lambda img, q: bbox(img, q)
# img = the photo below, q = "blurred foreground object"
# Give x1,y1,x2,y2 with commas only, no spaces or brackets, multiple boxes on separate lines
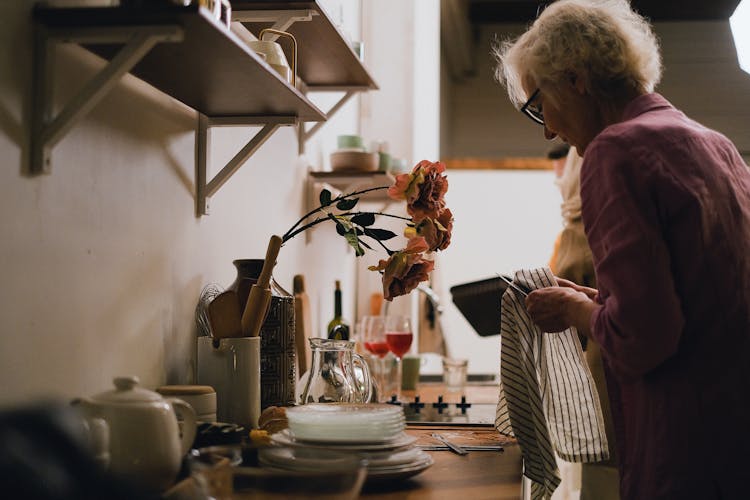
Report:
0,401,149,499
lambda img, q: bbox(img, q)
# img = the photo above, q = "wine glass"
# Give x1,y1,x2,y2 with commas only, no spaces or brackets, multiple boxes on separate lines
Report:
384,315,414,401
360,316,388,401
361,316,389,358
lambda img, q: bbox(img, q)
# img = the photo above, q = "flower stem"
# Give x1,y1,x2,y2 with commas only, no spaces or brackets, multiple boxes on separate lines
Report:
281,210,410,244
343,211,411,222
282,186,389,241
282,217,330,242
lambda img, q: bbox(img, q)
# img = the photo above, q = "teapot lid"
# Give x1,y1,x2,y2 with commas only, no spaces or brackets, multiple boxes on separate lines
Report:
92,376,163,404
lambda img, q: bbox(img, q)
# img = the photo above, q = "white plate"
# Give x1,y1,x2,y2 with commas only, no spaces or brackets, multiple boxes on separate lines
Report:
287,424,405,444
290,422,405,434
272,429,418,451
258,446,364,472
287,403,404,425
365,454,434,484
360,447,424,468
367,451,432,472
289,422,404,442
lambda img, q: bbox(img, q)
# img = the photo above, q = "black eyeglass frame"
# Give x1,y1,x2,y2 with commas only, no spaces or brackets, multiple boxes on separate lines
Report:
520,88,544,126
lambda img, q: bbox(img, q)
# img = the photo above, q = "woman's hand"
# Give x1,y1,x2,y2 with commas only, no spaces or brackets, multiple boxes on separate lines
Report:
525,286,597,336
555,277,599,300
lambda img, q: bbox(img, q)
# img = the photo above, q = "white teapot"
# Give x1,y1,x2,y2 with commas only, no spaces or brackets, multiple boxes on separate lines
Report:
75,376,197,492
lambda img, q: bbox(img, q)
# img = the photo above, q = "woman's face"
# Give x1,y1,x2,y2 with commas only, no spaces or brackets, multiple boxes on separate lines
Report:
522,77,601,154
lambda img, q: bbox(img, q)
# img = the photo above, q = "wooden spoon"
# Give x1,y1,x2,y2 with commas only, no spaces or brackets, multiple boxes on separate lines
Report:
208,290,243,344
241,235,283,337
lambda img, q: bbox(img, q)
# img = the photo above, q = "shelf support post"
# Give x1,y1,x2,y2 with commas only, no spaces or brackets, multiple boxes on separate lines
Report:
30,25,183,175
196,114,297,216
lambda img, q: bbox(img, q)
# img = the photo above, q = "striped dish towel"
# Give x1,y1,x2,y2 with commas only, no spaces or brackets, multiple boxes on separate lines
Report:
495,268,609,500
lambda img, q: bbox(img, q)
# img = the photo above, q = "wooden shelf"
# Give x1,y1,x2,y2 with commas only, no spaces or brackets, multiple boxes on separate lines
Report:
33,4,326,120
308,170,395,202
232,1,378,90
30,2,379,219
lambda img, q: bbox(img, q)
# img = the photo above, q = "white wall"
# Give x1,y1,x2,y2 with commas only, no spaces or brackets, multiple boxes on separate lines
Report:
354,0,442,325
435,171,561,373
0,0,365,406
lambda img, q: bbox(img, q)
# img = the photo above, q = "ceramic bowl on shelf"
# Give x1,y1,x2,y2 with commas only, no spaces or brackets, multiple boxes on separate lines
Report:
337,135,365,150
330,151,379,172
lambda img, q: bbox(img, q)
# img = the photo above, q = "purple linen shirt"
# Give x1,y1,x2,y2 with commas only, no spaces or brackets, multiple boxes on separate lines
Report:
581,93,750,500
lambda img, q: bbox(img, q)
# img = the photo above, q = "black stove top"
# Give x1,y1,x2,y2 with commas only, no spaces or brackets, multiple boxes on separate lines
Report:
389,395,497,426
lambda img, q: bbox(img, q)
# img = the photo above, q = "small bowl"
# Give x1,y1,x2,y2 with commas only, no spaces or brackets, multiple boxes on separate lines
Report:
337,135,365,150
330,151,379,172
190,445,367,499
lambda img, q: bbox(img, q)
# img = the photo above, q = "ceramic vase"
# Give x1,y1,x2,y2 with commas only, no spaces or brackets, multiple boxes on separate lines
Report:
228,259,296,409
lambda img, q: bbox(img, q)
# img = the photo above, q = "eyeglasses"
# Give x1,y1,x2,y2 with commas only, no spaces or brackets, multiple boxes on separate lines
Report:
520,88,544,126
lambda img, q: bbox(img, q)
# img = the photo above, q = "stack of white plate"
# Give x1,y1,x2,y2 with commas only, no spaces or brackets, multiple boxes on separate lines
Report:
287,403,405,443
272,403,433,483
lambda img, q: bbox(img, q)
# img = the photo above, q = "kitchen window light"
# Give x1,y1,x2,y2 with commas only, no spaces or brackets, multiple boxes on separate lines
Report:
731,0,750,75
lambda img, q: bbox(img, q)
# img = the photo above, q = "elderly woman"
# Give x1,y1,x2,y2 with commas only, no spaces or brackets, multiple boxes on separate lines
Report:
495,1,750,499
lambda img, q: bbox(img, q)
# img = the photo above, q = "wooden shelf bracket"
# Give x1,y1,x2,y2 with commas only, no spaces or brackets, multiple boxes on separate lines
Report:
232,9,317,37
30,24,184,175
196,114,298,216
297,88,357,154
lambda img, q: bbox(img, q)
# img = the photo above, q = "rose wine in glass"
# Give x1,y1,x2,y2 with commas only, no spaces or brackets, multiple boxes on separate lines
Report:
385,315,413,401
361,316,389,401
385,332,413,358
364,340,390,357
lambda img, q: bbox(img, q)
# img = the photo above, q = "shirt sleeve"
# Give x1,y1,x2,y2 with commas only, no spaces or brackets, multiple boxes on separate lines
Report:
581,137,685,382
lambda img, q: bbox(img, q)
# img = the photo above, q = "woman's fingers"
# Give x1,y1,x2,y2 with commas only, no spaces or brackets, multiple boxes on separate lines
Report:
525,288,572,332
554,276,598,299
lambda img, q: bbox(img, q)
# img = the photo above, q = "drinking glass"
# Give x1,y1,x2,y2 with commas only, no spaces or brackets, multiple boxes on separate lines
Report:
384,315,413,401
360,316,388,401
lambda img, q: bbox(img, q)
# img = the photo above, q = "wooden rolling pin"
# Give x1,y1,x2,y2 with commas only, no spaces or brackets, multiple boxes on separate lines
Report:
293,274,313,376
241,235,283,337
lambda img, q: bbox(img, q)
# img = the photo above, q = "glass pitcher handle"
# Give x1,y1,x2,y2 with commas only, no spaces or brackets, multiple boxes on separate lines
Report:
352,353,373,403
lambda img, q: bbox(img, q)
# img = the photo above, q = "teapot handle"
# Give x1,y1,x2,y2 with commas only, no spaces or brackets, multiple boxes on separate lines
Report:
352,353,373,403
168,398,197,455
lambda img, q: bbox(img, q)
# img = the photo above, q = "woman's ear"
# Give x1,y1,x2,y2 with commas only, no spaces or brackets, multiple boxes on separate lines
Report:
570,72,587,94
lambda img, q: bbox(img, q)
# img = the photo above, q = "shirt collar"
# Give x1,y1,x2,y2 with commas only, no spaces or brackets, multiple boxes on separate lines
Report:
621,93,673,121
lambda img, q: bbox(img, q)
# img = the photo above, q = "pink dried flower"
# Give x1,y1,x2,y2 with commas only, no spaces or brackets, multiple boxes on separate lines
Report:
369,237,434,301
284,160,451,300
406,208,454,252
389,160,448,222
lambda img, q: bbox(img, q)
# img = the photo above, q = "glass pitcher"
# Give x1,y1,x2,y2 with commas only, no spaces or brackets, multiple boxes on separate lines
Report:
299,338,372,404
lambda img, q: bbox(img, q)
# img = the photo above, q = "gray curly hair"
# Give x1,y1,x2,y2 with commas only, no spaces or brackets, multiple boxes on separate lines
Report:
494,0,662,108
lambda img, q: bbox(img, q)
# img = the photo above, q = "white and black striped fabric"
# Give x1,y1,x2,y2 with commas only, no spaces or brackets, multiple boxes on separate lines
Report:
495,268,609,500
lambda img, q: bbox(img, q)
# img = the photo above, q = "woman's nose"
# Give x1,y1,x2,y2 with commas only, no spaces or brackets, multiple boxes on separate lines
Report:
544,125,557,140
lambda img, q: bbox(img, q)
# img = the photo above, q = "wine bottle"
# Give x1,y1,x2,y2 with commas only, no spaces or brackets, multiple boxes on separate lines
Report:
327,280,350,340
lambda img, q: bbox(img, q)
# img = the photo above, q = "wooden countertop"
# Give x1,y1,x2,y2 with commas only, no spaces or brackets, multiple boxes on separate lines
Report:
362,425,522,499
361,383,522,499
165,384,522,499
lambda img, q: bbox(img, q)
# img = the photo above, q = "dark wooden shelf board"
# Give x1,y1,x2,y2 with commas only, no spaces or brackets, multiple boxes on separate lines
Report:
34,4,326,121
231,1,378,90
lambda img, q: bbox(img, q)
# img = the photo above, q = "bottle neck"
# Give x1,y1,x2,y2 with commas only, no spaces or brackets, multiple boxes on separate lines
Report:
334,288,342,317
